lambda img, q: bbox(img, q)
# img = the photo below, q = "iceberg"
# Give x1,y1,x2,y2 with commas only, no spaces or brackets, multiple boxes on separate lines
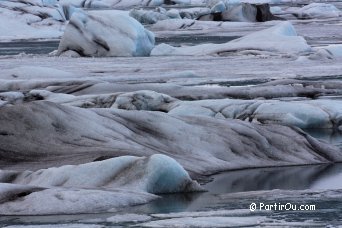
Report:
0,154,202,215
0,101,340,175
151,21,311,56
1,154,202,194
0,183,158,215
0,0,66,41
293,3,341,19
57,10,155,57
201,2,283,22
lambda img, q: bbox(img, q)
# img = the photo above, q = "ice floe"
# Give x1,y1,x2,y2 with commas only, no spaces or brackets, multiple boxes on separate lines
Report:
315,44,342,58
59,0,191,9
0,0,66,40
0,101,340,174
0,183,158,215
0,154,203,215
293,3,342,19
110,90,342,129
1,154,202,194
151,21,311,56
200,2,282,22
57,10,155,57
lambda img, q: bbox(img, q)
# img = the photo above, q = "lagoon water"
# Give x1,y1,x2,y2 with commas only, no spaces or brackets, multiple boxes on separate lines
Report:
1,163,342,226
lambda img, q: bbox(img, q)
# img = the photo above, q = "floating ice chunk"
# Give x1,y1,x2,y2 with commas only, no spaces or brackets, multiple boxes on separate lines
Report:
138,216,267,227
0,1,66,41
151,21,311,56
106,214,152,223
130,9,169,24
211,1,227,13
112,90,177,111
59,0,190,9
316,44,342,58
254,102,332,128
2,154,202,194
169,104,216,117
151,209,266,218
293,3,341,19
57,10,155,57
1,101,341,175
0,183,157,215
270,6,283,14
166,9,181,19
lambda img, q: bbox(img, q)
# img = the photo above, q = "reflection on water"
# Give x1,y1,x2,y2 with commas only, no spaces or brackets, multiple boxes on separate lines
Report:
123,163,342,215
1,163,342,226
204,164,342,194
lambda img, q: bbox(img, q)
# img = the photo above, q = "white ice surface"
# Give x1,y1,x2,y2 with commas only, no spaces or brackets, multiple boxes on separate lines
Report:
152,21,311,56
57,10,155,57
316,44,342,58
294,3,342,19
0,183,158,215
0,101,340,175
1,154,202,194
0,1,66,41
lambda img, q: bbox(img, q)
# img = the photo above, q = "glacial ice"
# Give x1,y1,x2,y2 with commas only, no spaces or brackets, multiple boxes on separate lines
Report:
0,101,340,174
1,154,202,194
293,3,341,19
151,21,311,56
0,183,158,215
57,10,155,57
316,44,342,58
111,91,342,129
59,0,190,9
0,0,66,40
202,2,282,22
0,154,203,215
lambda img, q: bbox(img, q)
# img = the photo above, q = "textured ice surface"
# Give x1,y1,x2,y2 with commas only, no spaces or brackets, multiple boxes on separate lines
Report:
59,0,190,8
0,154,203,215
152,21,311,56
107,90,342,129
0,101,340,174
0,154,202,194
293,3,341,19
0,183,158,215
0,0,66,41
57,10,155,57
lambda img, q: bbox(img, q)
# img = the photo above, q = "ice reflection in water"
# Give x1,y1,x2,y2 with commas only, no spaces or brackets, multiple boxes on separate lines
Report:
125,163,342,215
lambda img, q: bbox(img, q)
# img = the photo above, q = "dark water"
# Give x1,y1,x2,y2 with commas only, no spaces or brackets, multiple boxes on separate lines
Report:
0,41,59,55
2,163,341,226
127,163,342,214
0,36,240,56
